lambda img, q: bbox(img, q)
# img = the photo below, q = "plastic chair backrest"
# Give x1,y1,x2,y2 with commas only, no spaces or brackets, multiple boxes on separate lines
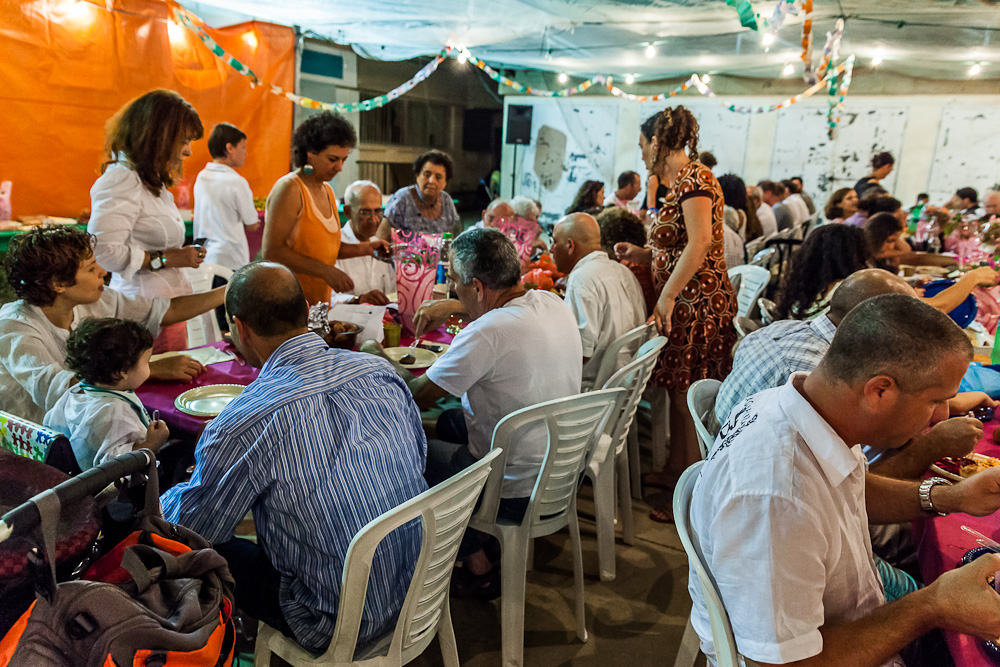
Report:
686,379,721,460
673,462,742,667
599,337,666,461
758,297,779,325
744,236,767,260
749,247,776,267
733,316,761,341
590,323,655,390
474,389,626,527
321,449,503,663
727,265,770,318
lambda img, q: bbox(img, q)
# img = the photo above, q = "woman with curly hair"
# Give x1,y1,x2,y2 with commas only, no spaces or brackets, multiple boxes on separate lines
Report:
824,187,859,223
774,224,870,320
88,89,209,351
379,150,461,238
566,180,605,215
264,111,388,305
615,106,738,521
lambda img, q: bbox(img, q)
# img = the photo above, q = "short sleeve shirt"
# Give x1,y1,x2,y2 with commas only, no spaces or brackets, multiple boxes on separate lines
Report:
383,185,459,235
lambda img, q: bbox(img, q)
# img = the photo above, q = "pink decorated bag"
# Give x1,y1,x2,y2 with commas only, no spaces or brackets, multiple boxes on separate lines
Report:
493,216,538,267
392,230,442,336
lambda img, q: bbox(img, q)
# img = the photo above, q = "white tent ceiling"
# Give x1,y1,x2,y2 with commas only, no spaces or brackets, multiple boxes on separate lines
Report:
187,0,1000,80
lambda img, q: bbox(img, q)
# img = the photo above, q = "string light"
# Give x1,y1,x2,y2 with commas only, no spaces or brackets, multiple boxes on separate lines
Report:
762,33,775,47
871,51,883,67
457,49,468,64
242,30,258,50
624,73,635,85
64,0,97,26
782,63,794,76
558,72,569,83
167,20,186,45
970,63,982,76
645,44,656,58
702,73,711,83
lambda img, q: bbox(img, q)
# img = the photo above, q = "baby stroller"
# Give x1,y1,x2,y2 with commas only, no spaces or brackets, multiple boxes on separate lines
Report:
0,450,236,667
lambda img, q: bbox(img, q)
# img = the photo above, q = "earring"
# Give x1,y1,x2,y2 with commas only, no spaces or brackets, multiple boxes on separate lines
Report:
302,164,314,175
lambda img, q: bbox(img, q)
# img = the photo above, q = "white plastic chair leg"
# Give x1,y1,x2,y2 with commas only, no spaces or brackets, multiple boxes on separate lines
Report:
439,595,460,667
616,451,635,546
592,458,617,582
672,615,700,667
628,423,641,500
253,622,275,667
526,537,534,572
650,387,670,473
499,526,530,667
568,494,588,643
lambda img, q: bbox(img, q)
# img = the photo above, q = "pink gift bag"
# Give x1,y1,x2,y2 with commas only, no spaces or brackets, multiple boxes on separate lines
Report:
392,230,442,337
493,216,538,267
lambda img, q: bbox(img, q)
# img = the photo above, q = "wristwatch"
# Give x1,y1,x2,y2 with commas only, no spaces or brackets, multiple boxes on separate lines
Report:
919,476,951,516
150,251,166,271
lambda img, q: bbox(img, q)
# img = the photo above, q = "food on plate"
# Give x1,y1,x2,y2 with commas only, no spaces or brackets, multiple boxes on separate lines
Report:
399,353,416,365
935,453,1000,478
330,320,358,334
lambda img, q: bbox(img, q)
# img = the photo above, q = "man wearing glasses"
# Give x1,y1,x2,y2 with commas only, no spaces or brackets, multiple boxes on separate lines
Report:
334,180,394,306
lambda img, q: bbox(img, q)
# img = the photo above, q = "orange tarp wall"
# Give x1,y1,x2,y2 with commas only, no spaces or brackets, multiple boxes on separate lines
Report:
0,0,295,218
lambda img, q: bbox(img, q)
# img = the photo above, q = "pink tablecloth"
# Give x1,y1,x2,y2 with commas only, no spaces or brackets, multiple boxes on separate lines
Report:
398,328,455,378
914,418,1000,666
135,341,258,437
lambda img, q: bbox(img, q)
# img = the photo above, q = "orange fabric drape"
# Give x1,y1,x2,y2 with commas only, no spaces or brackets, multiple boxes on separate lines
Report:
0,0,295,218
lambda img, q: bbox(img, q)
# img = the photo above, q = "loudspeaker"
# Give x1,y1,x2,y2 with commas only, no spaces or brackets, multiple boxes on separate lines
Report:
505,105,533,145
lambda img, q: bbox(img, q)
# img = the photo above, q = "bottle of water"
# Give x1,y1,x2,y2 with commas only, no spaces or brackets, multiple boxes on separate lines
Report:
926,220,942,253
436,232,453,284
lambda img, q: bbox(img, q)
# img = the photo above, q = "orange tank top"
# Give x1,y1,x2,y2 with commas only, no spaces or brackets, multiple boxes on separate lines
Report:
288,174,341,305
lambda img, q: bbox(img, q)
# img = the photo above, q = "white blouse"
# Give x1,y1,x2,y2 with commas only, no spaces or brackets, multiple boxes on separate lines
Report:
88,161,192,299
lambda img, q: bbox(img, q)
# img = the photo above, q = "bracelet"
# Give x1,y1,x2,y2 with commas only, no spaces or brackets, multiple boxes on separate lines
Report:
919,477,951,516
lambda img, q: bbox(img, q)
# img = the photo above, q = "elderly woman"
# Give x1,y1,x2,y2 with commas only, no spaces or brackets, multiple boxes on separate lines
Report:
263,112,386,306
88,89,208,351
566,180,605,216
378,150,460,238
824,187,859,223
615,107,738,522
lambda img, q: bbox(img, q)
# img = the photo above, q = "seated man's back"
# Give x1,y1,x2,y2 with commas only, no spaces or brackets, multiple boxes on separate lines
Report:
162,334,428,651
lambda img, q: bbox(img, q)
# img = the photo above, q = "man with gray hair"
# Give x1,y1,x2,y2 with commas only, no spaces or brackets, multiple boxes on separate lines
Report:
690,294,1000,667
332,180,393,305
365,228,581,594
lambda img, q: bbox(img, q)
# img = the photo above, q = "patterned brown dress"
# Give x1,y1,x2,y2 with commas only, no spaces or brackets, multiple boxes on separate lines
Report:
648,162,738,391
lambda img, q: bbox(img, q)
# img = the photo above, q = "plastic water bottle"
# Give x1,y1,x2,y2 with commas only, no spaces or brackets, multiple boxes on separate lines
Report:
926,220,942,253
436,232,453,284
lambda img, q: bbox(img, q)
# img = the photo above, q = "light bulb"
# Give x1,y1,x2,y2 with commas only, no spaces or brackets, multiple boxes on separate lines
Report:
645,44,656,58
558,72,569,84
782,63,794,76
242,30,258,50
457,50,468,64
624,73,635,85
702,73,711,83
762,33,775,47
65,0,96,25
970,63,982,76
167,20,186,46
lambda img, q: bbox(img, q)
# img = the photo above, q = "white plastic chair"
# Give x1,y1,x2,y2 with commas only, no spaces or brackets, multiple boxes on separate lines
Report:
589,322,655,391
672,461,745,667
584,336,666,581
733,316,761,341
758,297,779,325
182,263,233,347
468,388,626,667
253,449,503,667
727,265,770,319
686,379,721,460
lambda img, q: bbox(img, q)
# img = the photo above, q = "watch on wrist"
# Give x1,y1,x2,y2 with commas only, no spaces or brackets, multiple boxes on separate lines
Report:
150,251,165,271
919,476,951,517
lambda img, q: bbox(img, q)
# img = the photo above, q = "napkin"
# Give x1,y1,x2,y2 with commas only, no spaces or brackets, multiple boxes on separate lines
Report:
328,304,387,344
151,346,236,366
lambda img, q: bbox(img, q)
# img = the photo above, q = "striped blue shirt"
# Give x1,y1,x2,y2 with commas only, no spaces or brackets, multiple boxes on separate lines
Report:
161,333,428,651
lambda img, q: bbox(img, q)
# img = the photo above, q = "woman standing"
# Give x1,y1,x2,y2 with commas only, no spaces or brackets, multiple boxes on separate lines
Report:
378,150,460,238
264,112,384,306
854,151,895,199
616,107,737,521
89,89,208,352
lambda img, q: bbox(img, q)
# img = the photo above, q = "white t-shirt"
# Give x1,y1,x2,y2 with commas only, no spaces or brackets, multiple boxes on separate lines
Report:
690,373,899,666
756,203,778,237
44,385,149,470
426,290,583,497
0,290,169,423
88,161,192,299
332,222,396,299
193,163,258,271
786,193,811,225
564,251,646,387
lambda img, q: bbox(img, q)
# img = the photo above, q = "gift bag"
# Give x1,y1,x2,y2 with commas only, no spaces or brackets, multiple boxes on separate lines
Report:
494,216,538,267
392,230,442,337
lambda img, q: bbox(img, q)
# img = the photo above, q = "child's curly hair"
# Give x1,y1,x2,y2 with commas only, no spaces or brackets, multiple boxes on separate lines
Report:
66,318,154,386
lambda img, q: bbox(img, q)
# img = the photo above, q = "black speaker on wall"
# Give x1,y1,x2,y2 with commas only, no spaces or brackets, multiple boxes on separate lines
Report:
506,105,533,145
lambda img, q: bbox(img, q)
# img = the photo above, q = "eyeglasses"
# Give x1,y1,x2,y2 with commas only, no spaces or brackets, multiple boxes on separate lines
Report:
358,208,383,219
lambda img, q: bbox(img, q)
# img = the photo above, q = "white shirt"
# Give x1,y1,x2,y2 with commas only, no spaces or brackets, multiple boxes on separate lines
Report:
690,374,899,666
604,195,639,213
564,251,645,386
89,161,192,299
426,290,583,497
333,222,396,298
45,385,148,470
722,223,745,269
756,203,778,237
786,193,811,225
193,163,258,271
0,289,169,423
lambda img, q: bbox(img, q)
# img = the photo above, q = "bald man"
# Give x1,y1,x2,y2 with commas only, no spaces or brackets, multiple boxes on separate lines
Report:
333,180,394,305
551,213,646,387
162,262,427,652
714,268,995,477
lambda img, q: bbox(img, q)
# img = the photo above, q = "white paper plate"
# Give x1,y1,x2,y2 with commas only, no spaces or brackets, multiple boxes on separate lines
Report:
175,384,246,417
383,347,438,370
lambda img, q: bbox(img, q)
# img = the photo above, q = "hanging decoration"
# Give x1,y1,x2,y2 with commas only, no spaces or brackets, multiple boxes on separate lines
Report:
446,45,602,97
725,0,760,30
828,54,856,138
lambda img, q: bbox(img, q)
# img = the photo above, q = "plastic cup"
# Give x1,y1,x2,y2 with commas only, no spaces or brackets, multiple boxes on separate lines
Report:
383,322,402,348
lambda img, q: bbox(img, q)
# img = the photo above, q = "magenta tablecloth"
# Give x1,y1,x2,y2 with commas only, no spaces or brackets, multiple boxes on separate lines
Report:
914,418,1000,667
399,328,455,378
135,341,258,437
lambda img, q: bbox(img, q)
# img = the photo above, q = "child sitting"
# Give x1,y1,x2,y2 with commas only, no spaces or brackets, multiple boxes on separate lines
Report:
45,318,169,470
